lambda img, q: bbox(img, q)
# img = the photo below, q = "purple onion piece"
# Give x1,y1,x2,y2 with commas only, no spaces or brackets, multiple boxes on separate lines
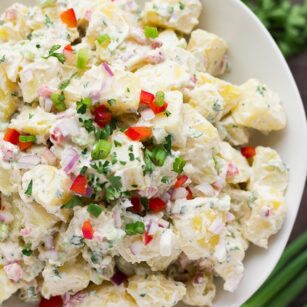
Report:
111,270,127,286
102,62,114,77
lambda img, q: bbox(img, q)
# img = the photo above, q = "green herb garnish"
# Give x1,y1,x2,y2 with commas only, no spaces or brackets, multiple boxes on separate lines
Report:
25,180,33,196
87,203,103,218
173,156,186,174
43,45,65,64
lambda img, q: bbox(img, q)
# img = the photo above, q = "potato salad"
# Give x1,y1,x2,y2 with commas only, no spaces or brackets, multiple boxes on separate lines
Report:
0,0,288,306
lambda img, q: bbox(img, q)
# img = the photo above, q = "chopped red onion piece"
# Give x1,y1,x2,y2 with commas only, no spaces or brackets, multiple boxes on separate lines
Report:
111,270,127,286
63,150,80,174
17,154,41,169
102,62,114,77
85,186,94,198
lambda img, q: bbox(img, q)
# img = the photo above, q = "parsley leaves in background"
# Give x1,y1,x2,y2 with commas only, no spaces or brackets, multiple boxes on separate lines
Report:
242,0,307,57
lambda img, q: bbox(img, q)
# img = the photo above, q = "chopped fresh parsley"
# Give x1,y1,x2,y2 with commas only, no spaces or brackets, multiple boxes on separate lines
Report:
63,196,83,209
164,135,172,155
161,176,168,183
143,149,155,175
22,244,32,257
80,166,88,175
107,99,116,106
81,118,95,133
77,97,92,114
256,85,267,96
59,72,78,90
0,55,6,64
164,110,172,117
25,180,33,196
179,2,185,10
91,160,110,175
129,152,135,161
44,14,53,27
105,176,122,202
43,45,65,64
114,140,122,147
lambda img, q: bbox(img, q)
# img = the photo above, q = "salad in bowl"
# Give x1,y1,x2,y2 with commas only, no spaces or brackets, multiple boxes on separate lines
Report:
0,0,289,306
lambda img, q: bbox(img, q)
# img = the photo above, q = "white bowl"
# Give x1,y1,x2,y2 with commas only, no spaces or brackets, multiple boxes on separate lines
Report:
2,0,307,306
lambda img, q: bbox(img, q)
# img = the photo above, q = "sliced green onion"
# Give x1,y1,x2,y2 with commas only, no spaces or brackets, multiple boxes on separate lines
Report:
151,146,168,167
144,26,159,39
173,157,186,174
77,48,89,69
63,195,83,209
134,221,145,234
87,203,103,218
125,223,135,236
268,269,307,307
242,250,307,307
25,180,33,196
51,92,66,111
91,140,112,160
97,34,111,46
19,135,36,143
155,91,165,107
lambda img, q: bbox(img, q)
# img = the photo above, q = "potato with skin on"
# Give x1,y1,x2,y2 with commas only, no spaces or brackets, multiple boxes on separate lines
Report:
127,274,186,307
10,106,56,136
142,0,202,34
41,259,91,298
232,79,286,132
188,30,228,76
22,165,72,221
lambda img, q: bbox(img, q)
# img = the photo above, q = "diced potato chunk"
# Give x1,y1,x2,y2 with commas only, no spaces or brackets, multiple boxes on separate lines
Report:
219,142,251,184
135,60,191,93
216,115,250,146
196,72,241,115
0,66,18,122
232,79,286,132
127,274,186,307
41,259,91,298
188,30,228,76
150,91,186,147
0,267,20,304
250,146,288,193
22,165,72,221
142,0,202,34
77,283,137,307
242,187,286,248
10,106,56,136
